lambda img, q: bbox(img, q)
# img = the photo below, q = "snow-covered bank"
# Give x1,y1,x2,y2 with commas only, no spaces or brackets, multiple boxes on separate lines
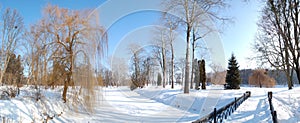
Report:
0,86,66,122
135,85,247,120
1,85,300,122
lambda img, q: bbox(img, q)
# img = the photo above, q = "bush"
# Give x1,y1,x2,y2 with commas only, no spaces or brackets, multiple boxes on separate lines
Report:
248,69,276,88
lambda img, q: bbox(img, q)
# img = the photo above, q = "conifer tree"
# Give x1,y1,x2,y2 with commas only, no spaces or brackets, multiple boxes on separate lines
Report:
5,54,23,85
225,54,241,89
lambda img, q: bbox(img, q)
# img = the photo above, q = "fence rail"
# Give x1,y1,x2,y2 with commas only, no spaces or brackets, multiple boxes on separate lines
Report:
193,91,251,123
268,91,278,123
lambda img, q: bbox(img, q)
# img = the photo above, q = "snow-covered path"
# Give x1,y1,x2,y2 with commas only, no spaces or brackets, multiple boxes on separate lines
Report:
225,87,300,123
55,87,198,123
225,92,272,123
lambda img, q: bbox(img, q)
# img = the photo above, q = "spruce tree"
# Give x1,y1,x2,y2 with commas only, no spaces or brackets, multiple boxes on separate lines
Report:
225,54,241,89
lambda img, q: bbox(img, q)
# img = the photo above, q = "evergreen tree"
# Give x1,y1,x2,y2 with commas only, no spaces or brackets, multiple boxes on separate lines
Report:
5,54,23,85
199,59,206,90
225,54,241,89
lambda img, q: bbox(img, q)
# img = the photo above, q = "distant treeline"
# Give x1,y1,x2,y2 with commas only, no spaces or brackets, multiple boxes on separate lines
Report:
239,69,298,85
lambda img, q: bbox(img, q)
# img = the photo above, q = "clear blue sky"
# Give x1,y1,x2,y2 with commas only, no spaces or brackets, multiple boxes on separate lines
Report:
1,0,262,69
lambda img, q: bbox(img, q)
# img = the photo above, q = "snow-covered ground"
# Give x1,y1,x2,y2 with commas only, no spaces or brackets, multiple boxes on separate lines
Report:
0,85,300,122
226,85,300,123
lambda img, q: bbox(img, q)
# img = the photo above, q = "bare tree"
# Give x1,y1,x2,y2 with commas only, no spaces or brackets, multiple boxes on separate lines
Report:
110,57,129,86
209,63,226,85
163,0,228,93
164,15,179,89
154,14,179,89
0,8,23,85
254,0,300,89
151,26,168,88
128,44,154,89
190,22,212,89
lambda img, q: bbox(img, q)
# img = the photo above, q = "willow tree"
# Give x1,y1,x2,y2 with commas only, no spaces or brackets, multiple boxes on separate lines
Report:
40,4,107,103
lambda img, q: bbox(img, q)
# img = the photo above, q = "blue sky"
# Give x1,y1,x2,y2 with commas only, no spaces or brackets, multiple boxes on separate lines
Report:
1,0,262,69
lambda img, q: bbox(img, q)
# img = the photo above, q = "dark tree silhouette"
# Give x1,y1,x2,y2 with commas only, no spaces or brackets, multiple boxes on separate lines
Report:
225,54,241,89
199,59,206,90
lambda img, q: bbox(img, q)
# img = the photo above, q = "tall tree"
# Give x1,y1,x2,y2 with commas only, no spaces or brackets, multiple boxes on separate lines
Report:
40,4,107,102
225,54,241,89
129,44,147,90
254,0,300,89
0,8,23,85
190,21,212,89
163,0,228,93
163,14,178,89
152,27,168,88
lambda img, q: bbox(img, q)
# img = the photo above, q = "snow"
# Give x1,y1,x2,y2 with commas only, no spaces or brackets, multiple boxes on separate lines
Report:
0,85,300,122
225,86,300,123
0,86,65,122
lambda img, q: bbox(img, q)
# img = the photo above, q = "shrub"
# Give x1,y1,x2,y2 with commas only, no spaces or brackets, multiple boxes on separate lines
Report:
248,69,276,88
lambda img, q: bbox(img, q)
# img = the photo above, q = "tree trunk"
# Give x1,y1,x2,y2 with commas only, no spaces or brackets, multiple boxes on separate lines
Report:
62,49,73,103
191,29,196,89
285,48,292,90
190,46,194,89
62,81,68,103
184,25,191,93
195,60,200,90
296,68,300,84
162,45,167,88
200,60,206,90
171,43,174,89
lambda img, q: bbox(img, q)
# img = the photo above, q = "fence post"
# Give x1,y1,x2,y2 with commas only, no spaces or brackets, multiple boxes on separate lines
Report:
214,108,217,123
273,111,278,123
268,92,272,100
246,91,251,97
234,97,237,110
